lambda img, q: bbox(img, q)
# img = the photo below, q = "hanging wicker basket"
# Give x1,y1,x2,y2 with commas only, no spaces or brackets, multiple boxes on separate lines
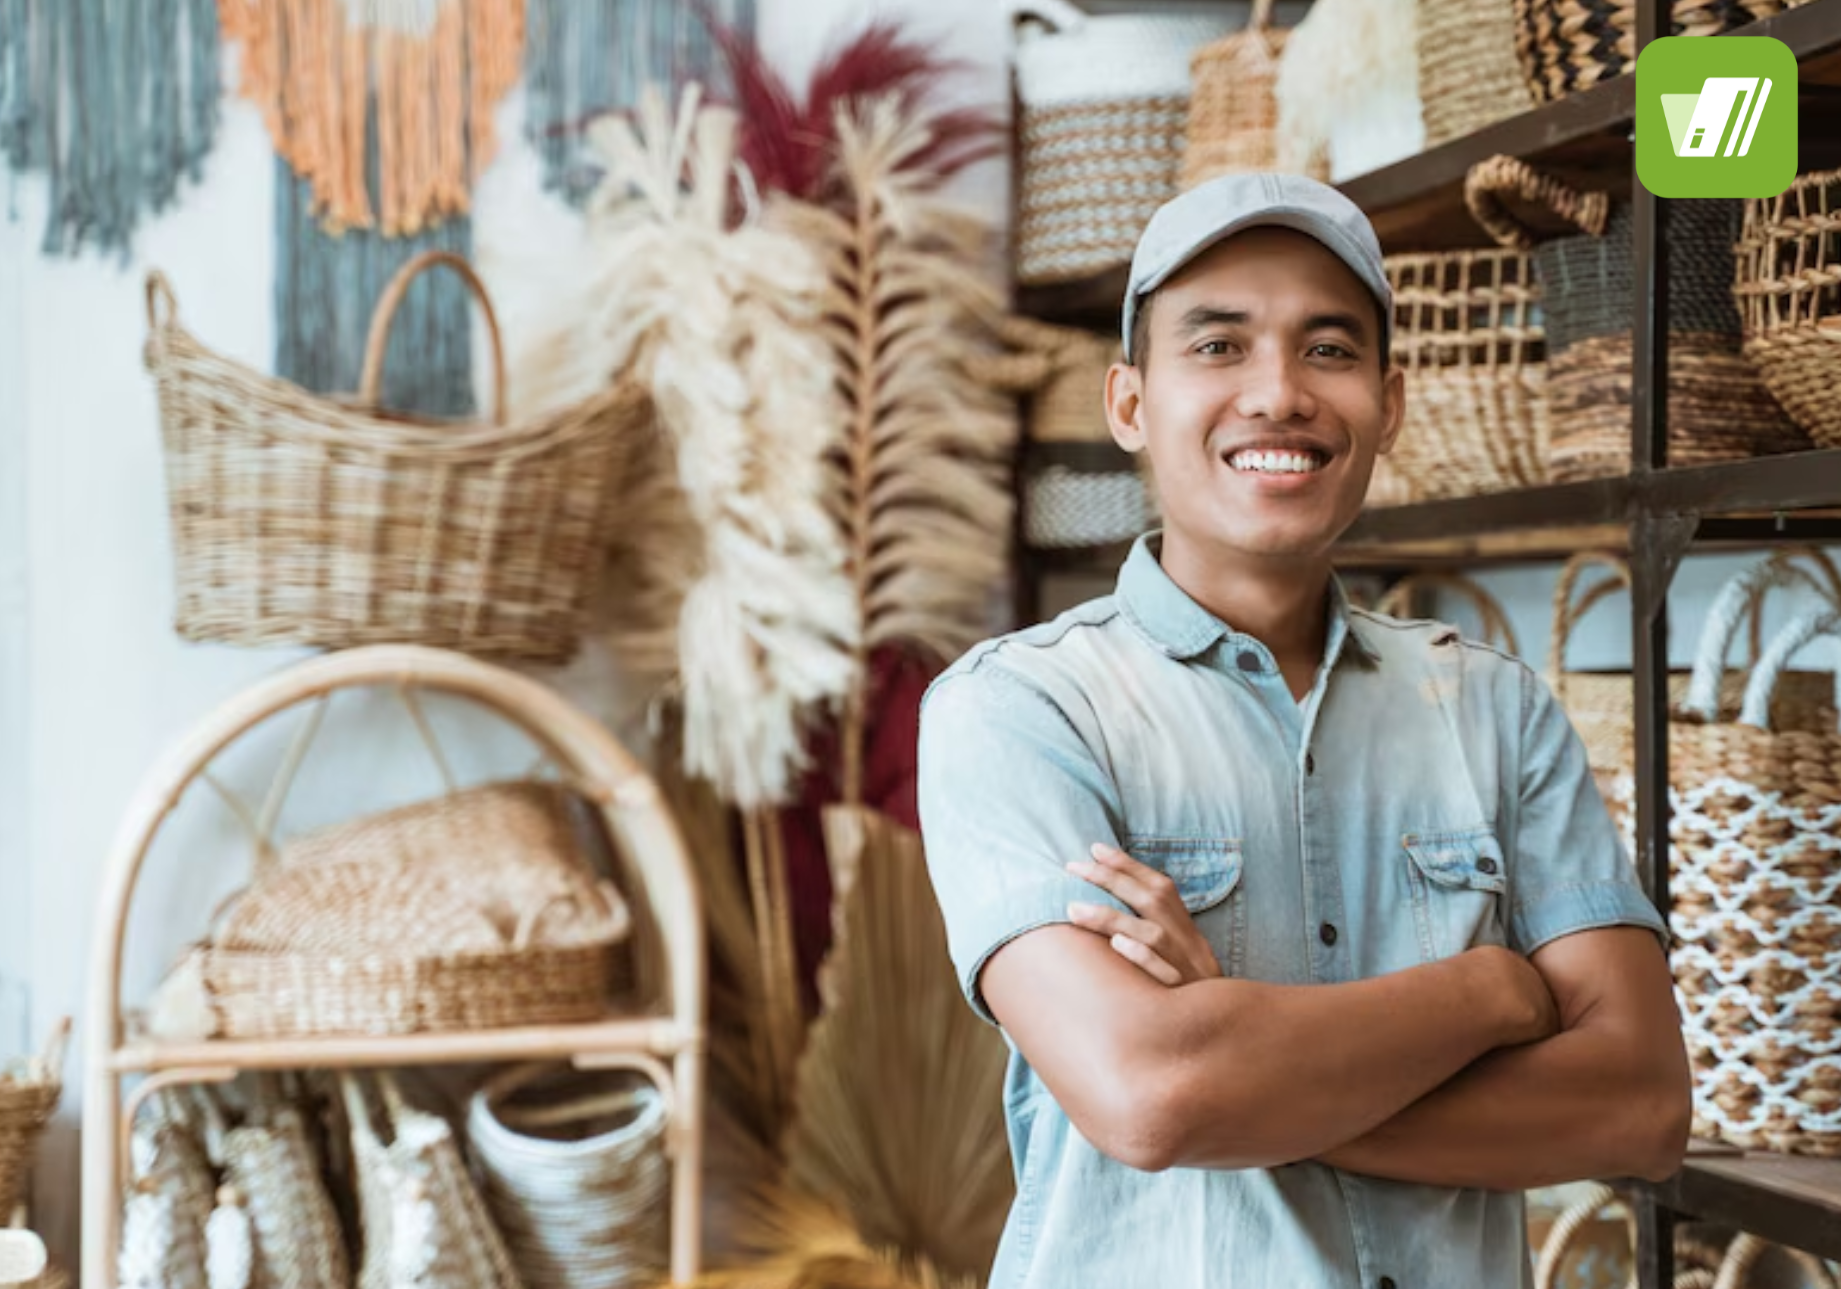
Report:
1418,0,1536,146
1735,168,1841,448
1385,245,1550,499
1511,0,1794,104
1181,0,1299,188
1466,156,1803,482
1012,0,1232,285
144,251,648,663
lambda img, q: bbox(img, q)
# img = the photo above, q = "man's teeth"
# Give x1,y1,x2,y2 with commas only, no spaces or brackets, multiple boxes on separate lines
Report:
1229,450,1324,474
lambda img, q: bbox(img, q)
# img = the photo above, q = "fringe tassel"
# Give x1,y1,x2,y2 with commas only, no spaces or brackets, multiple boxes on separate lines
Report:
222,0,524,236
0,0,220,257
522,0,752,205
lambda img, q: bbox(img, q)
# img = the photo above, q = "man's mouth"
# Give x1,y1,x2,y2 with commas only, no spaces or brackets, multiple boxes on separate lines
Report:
1225,448,1329,476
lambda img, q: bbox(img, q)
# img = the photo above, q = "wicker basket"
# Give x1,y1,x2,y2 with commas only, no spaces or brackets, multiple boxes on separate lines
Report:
144,252,647,664
1735,168,1841,447
1013,0,1233,285
467,1063,672,1289
1364,453,1416,508
1512,0,1792,104
1466,156,1804,482
1182,0,1297,188
1386,246,1550,499
971,317,1115,443
1418,0,1537,146
0,1021,67,1225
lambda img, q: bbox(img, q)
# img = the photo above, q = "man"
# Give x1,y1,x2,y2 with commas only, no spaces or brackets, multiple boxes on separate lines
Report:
916,174,1690,1288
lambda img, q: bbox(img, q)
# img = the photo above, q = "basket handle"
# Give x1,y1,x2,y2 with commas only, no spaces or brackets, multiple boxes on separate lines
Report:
144,271,179,332
1463,155,1612,251
1712,1232,1840,1289
1011,0,1087,36
1249,0,1275,30
1683,553,1839,721
511,880,632,950
1738,605,1841,730
1532,1182,1633,1289
356,251,508,425
1375,573,1520,654
1545,552,1632,700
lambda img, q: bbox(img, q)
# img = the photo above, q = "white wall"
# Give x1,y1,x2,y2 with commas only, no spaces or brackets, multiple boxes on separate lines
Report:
0,0,1010,1264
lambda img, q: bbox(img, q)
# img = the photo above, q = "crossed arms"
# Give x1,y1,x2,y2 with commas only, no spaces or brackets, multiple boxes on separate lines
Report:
981,845,1692,1189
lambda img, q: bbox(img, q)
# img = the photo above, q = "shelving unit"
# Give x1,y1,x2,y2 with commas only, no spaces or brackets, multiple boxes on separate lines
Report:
1010,0,1841,1281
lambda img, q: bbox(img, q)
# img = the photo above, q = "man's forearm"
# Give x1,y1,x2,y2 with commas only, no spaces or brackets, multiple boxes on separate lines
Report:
1142,947,1546,1171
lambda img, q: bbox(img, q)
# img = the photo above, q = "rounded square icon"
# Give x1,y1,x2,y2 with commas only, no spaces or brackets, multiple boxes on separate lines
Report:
1636,36,1798,198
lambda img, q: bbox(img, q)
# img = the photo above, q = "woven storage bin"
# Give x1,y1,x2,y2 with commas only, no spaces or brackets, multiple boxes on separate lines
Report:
467,1063,671,1289
1386,246,1550,499
1022,461,1156,550
1418,0,1537,146
1736,168,1841,447
1467,156,1803,482
1182,0,1296,188
144,252,647,663
0,1022,66,1225
972,316,1115,443
1014,0,1234,284
1365,453,1416,508
1512,0,1792,104
195,780,632,1040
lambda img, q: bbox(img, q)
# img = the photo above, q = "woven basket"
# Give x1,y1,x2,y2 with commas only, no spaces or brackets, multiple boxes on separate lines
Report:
144,252,647,663
1013,0,1233,285
1386,246,1550,499
218,1081,349,1289
1636,561,1841,1156
1182,0,1299,188
1418,0,1537,146
1022,462,1155,550
1375,572,1520,652
1365,453,1416,508
1735,168,1841,447
971,316,1115,443
1466,157,1803,482
196,781,633,1040
1512,0,1791,104
0,1022,67,1224
467,1063,672,1289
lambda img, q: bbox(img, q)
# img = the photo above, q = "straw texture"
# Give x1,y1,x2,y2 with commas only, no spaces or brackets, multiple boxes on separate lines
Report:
1418,0,1536,146
1512,0,1791,103
0,1021,65,1224
1181,0,1294,188
1735,169,1841,447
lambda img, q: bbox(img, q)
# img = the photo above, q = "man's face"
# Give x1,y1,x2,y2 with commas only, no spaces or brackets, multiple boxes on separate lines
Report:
1106,227,1405,565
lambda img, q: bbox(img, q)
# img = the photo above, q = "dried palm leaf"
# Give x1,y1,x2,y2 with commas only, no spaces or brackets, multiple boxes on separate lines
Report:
786,806,1012,1281
523,83,860,809
676,1187,980,1289
769,98,1016,804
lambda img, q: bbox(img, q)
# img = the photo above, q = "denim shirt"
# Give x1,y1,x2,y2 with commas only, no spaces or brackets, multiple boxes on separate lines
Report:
916,534,1666,1289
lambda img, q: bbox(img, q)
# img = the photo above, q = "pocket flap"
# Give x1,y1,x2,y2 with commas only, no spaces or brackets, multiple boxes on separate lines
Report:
1126,838,1244,913
1403,827,1506,895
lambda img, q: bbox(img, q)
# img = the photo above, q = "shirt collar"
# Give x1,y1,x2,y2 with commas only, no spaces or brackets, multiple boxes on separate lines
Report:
1114,531,1379,668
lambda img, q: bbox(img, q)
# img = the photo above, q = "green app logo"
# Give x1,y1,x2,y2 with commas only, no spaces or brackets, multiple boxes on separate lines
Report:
1636,36,1797,197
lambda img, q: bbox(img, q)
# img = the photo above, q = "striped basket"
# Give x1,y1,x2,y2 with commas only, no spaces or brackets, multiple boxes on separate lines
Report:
1013,0,1233,285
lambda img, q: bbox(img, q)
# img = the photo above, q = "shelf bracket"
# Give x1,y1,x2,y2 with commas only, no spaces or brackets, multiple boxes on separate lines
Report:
1631,513,1699,625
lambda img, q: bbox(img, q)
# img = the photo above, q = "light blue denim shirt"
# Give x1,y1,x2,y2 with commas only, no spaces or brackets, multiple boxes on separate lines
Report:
917,533,1666,1289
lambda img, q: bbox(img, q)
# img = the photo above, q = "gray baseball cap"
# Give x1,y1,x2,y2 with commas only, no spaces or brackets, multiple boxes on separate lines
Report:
1121,172,1391,363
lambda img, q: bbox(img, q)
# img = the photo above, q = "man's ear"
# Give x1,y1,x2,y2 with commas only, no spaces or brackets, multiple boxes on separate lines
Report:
1376,364,1406,456
1106,361,1146,453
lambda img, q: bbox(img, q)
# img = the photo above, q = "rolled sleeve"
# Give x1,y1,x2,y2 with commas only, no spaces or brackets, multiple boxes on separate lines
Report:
917,660,1130,1025
1510,666,1669,955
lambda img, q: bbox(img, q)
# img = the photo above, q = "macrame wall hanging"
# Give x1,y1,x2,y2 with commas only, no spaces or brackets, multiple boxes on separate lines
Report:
522,0,754,206
0,0,221,258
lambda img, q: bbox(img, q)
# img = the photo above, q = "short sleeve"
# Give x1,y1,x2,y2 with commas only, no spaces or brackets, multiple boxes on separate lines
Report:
1510,666,1669,955
917,661,1132,1025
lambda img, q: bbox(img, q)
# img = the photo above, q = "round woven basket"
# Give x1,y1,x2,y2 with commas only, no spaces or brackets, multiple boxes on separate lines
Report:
1512,0,1792,104
1735,169,1841,447
468,1063,672,1289
144,252,647,664
1466,156,1803,482
1013,0,1233,285
1386,246,1550,499
1418,0,1537,146
1182,0,1298,188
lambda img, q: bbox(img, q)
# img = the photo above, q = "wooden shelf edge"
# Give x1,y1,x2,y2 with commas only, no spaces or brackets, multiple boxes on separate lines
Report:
1634,1150,1841,1263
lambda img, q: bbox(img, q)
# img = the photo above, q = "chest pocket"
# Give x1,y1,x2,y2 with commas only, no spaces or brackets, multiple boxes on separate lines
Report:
1125,837,1247,978
1403,825,1508,961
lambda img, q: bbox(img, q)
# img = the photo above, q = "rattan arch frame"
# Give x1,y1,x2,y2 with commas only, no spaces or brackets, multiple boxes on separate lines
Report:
81,645,707,1287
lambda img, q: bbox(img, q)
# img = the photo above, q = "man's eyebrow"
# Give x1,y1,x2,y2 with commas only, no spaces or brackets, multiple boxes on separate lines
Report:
1306,311,1370,342
1173,306,1250,335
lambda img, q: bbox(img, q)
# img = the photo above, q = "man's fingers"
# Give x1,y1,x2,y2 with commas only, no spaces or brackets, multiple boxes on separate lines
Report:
1107,932,1183,986
1067,851,1171,914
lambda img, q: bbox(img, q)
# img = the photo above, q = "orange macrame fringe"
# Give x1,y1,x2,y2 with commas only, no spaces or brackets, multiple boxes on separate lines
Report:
219,0,525,236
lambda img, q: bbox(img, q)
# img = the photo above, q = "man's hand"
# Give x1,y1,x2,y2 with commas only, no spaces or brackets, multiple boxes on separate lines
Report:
1066,842,1223,986
1475,943,1563,1047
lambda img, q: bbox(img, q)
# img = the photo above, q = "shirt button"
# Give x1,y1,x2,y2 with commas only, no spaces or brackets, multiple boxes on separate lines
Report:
1379,1279,1398,1289
1305,752,1315,775
1236,649,1262,672
1477,857,1499,875
1320,922,1338,946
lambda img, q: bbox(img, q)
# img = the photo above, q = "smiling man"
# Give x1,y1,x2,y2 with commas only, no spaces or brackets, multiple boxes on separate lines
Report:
916,174,1690,1288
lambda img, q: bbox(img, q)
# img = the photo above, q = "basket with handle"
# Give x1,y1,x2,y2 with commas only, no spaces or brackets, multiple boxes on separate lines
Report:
1511,0,1796,104
1734,168,1841,447
467,1061,674,1289
1385,242,1550,499
1012,0,1234,285
0,1021,68,1226
1465,156,1803,482
1374,572,1521,653
1181,0,1299,188
144,251,648,663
